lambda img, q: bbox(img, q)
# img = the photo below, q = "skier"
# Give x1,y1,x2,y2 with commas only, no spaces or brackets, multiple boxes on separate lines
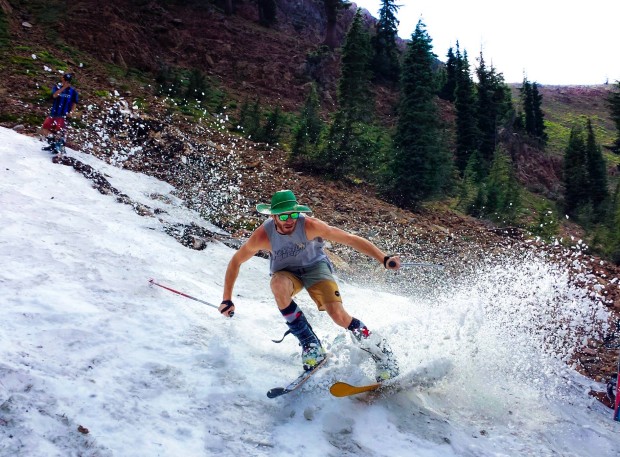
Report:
40,73,79,155
219,189,401,382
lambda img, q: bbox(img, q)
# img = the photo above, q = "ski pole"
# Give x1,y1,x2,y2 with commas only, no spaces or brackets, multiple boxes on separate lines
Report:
615,351,620,421
603,320,620,420
387,259,445,269
148,278,233,317
400,262,445,269
611,320,620,421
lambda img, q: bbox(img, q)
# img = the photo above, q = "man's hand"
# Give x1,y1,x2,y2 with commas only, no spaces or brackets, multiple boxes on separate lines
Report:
219,300,235,318
384,255,401,270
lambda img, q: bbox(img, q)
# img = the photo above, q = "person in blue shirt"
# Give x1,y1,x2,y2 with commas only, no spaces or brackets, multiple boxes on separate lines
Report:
40,73,79,154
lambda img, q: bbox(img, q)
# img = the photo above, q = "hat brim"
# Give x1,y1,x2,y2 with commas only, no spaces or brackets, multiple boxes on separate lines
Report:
256,203,312,215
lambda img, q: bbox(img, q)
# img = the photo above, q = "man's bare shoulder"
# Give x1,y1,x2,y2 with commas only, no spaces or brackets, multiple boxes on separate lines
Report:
304,216,332,238
304,215,328,226
245,223,271,251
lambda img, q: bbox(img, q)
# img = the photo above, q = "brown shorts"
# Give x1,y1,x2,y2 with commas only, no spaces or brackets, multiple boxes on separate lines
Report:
272,261,342,311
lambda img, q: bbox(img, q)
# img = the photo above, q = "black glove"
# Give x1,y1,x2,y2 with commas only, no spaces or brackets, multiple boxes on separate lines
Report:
220,299,235,317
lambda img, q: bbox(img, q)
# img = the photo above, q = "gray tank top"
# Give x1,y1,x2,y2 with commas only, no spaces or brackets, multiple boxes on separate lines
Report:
264,215,329,273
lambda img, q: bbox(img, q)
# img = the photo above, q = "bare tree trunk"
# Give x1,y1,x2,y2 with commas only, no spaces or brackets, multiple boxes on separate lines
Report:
0,0,13,15
323,0,339,49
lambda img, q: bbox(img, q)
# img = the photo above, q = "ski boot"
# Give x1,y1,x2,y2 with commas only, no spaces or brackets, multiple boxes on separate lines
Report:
52,137,66,155
301,342,327,371
286,310,326,372
41,135,56,151
350,321,399,382
607,374,617,404
42,134,65,155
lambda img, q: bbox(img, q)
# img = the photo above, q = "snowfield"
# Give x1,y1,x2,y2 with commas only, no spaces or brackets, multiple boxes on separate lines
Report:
0,127,618,456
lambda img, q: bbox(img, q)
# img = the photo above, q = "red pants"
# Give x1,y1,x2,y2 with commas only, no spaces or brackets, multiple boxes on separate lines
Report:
42,117,66,132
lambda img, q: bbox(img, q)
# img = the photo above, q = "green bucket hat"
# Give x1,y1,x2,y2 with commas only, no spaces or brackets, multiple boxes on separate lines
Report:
256,190,312,215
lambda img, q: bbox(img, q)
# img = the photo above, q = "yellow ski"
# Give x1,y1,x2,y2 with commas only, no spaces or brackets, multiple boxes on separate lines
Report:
329,381,381,397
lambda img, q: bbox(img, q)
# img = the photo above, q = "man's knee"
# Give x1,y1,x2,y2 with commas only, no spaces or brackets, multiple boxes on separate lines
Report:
270,273,294,295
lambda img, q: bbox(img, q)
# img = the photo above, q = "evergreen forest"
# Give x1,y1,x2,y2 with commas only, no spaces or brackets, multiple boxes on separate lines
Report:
1,0,620,263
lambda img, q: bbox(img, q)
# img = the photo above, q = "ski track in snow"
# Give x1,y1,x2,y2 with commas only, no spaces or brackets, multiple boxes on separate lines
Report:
0,127,619,457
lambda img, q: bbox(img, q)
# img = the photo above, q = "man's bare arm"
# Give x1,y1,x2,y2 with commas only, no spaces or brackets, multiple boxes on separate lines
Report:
305,217,400,269
221,225,271,305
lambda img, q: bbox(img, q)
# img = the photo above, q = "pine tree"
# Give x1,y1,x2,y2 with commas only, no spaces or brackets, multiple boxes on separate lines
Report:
563,126,589,216
519,78,547,144
585,118,609,210
475,52,495,174
454,45,479,174
291,84,324,162
371,0,401,84
607,81,620,154
531,82,547,143
386,20,451,207
520,79,535,134
155,64,173,96
457,149,484,214
320,110,353,178
318,8,372,178
237,97,250,132
475,52,512,175
610,182,620,263
530,204,559,240
261,106,283,145
242,98,262,140
338,8,373,123
438,47,457,102
485,149,520,224
185,68,207,101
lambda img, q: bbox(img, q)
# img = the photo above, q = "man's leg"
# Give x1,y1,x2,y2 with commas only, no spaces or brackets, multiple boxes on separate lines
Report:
322,300,399,382
40,117,55,148
51,120,67,154
301,262,399,381
322,301,352,327
348,317,400,382
40,119,65,152
270,272,297,310
271,272,325,371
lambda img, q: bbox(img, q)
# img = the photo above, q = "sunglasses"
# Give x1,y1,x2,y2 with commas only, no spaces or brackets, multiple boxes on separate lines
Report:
277,212,300,221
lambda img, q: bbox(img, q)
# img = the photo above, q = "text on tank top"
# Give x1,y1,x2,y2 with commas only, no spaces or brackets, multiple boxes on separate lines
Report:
264,215,329,273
